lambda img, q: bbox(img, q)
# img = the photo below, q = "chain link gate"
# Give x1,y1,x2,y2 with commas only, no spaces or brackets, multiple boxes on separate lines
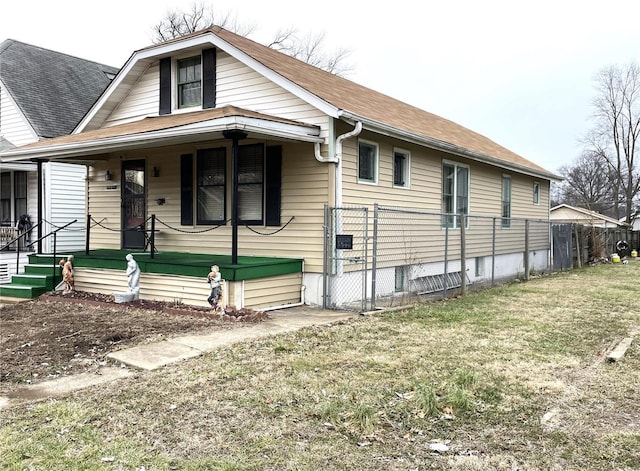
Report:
323,205,371,312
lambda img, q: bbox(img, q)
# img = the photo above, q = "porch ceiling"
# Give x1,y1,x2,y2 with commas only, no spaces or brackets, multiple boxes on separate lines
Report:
0,106,323,162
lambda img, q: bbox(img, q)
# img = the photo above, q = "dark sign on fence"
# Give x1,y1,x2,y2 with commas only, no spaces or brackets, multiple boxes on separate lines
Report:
336,234,353,250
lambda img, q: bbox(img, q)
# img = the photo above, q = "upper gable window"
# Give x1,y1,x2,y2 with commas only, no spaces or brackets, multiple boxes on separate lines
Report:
177,56,202,109
358,140,378,184
533,181,540,205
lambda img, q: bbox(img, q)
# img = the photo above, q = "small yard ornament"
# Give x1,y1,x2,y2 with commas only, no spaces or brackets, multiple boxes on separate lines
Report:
207,265,222,310
60,255,75,294
126,254,140,295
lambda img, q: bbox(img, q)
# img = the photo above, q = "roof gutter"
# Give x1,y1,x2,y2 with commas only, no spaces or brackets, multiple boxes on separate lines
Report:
338,111,562,182
0,116,322,162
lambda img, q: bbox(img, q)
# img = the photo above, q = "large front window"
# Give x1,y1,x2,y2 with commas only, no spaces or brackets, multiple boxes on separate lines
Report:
197,147,226,224
442,162,469,228
238,144,264,224
181,145,282,227
177,56,202,108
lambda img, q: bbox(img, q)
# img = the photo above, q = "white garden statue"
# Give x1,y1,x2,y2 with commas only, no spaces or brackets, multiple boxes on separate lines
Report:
126,254,140,294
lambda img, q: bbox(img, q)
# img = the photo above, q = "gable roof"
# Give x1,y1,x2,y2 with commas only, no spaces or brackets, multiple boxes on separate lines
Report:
0,39,119,139
550,204,628,227
3,28,557,181
126,26,557,180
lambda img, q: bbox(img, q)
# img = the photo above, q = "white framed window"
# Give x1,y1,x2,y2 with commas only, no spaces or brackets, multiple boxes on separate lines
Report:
0,171,27,225
393,148,410,188
177,55,202,109
196,147,226,224
238,144,265,224
502,174,512,228
441,161,469,228
358,140,378,184
533,181,540,205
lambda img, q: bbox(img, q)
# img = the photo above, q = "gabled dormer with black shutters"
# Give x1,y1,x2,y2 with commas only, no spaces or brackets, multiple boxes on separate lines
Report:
159,47,217,115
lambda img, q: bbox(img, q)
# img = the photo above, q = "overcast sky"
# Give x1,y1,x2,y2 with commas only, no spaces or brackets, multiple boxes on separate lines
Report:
3,0,640,174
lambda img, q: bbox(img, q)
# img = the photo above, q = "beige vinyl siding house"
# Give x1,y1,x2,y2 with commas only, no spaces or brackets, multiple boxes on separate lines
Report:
1,27,559,310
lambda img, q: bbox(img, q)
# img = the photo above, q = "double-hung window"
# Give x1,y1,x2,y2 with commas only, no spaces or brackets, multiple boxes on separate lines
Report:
502,175,512,228
533,181,540,205
181,145,282,227
0,171,27,224
177,56,202,108
358,140,378,184
441,162,469,228
238,144,264,224
393,148,410,188
196,148,226,224
0,173,10,224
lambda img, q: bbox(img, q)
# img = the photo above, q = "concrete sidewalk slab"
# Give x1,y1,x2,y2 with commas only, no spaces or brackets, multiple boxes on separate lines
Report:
107,341,204,370
107,308,354,371
1,367,133,409
1,307,355,409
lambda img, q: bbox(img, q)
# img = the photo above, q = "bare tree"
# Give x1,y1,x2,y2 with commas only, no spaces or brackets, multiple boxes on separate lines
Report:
586,62,640,223
151,2,255,42
151,2,354,76
556,151,617,213
267,28,354,76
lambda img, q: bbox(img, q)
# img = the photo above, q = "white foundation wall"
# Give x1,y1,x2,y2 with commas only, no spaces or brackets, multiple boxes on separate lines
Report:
323,250,552,307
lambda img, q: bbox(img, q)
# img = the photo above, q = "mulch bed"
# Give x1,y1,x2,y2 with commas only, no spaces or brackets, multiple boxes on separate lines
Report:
0,290,268,392
40,290,268,322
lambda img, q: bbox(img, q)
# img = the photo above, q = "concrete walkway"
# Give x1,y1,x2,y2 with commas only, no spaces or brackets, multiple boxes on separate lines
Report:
0,307,355,409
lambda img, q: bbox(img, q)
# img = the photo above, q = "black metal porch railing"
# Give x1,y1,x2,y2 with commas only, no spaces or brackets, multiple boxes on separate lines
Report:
1,219,77,282
86,214,159,258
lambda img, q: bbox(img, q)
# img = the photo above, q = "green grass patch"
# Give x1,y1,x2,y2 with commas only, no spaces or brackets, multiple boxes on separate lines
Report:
2,262,640,469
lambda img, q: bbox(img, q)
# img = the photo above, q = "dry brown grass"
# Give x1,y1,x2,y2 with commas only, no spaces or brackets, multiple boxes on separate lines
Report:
1,262,639,470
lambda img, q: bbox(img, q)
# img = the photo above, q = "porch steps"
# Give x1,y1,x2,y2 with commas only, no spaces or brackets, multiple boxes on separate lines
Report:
0,284,48,299
0,258,61,300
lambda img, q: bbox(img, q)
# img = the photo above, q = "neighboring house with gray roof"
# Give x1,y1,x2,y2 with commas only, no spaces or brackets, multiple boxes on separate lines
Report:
0,39,118,280
1,27,559,309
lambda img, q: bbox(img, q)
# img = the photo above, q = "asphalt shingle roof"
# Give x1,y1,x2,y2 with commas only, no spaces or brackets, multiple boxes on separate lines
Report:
140,26,555,177
0,39,119,138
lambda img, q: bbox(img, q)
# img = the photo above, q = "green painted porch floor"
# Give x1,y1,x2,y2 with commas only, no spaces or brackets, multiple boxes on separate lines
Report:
40,249,303,282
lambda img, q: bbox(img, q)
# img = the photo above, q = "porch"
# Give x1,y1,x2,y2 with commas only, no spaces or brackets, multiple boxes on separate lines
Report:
0,249,305,310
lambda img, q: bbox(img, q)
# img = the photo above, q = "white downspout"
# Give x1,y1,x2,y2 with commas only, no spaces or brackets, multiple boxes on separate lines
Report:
314,120,363,207
261,285,306,312
314,121,362,309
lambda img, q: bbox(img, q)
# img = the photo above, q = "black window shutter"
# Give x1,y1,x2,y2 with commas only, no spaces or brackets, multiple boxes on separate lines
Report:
265,146,282,226
180,154,193,225
202,48,216,109
159,57,171,115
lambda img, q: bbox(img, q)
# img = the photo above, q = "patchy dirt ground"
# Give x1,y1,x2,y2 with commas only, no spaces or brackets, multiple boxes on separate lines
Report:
0,291,264,393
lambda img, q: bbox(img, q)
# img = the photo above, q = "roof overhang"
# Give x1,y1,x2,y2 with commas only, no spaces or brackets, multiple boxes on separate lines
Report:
0,114,322,162
0,162,38,171
339,111,562,182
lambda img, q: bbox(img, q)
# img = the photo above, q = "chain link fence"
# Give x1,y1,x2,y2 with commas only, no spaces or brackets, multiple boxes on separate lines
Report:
323,205,556,312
